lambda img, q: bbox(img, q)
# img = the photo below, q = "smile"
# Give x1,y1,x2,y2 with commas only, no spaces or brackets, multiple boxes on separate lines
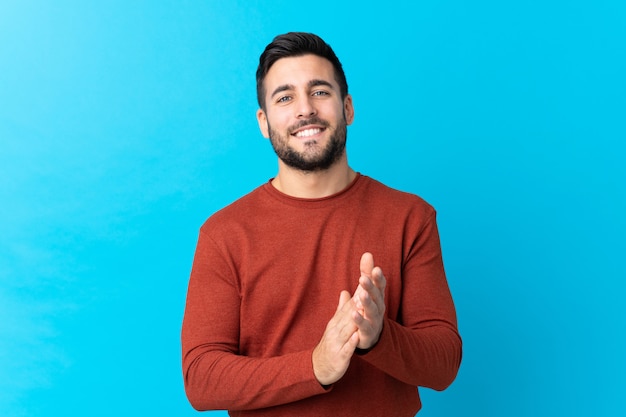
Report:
293,128,323,138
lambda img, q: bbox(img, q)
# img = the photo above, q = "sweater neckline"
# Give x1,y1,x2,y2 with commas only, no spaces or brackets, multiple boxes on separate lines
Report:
262,173,364,207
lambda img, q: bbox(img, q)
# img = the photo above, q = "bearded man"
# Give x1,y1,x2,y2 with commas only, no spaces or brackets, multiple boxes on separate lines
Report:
182,32,462,417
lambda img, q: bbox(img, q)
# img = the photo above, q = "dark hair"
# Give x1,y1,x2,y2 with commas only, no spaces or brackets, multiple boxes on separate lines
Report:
256,32,348,110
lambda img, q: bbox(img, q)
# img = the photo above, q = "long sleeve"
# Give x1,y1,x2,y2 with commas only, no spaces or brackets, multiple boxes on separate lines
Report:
359,213,462,390
181,230,328,411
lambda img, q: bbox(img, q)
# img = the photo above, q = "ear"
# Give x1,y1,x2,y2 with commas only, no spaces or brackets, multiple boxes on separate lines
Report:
343,94,354,125
256,108,270,138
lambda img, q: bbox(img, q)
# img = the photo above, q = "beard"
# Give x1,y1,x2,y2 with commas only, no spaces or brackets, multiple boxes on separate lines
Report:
268,116,348,172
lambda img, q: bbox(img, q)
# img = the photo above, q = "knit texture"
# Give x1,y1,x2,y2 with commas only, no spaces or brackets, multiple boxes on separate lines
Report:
182,174,462,416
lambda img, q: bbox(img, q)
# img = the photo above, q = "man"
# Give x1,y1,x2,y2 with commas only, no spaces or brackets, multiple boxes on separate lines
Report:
182,32,462,416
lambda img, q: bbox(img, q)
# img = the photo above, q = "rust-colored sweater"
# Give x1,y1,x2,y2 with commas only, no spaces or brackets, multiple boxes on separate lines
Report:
182,174,462,416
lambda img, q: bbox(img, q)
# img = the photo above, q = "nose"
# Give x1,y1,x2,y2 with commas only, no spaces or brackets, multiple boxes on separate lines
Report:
296,96,317,119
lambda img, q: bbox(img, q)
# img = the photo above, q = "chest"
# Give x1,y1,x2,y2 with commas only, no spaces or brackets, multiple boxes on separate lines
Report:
233,211,406,356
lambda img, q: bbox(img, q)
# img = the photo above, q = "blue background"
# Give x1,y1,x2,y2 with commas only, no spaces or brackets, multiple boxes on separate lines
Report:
1,1,624,416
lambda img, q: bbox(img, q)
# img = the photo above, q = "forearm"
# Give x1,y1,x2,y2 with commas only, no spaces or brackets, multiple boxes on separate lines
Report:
183,346,328,411
182,230,330,410
358,318,462,390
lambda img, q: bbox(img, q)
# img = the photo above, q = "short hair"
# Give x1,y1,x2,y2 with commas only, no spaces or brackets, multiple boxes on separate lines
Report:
256,32,348,110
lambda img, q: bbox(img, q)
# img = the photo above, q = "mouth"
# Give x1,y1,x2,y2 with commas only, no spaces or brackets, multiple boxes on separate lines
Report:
292,127,325,138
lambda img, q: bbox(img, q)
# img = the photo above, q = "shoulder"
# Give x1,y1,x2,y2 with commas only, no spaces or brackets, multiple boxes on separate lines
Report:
359,175,436,218
199,183,269,234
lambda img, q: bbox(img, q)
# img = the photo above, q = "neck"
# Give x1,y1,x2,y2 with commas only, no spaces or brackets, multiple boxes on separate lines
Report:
271,157,356,199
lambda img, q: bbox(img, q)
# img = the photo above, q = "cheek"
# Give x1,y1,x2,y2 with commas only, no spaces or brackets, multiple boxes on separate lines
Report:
323,104,347,122
267,112,292,132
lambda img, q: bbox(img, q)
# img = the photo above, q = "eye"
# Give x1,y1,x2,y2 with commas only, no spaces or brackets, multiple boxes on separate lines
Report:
312,90,330,97
276,95,292,103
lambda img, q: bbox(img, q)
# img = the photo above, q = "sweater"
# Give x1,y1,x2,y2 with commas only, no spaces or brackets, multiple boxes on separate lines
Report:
182,174,462,416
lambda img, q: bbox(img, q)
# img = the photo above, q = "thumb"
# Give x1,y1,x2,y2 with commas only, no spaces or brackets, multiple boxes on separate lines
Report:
337,290,352,310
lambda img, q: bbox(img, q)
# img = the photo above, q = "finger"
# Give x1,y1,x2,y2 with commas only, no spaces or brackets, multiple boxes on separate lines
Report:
343,331,359,353
363,266,386,313
352,285,368,318
371,266,387,291
330,291,359,339
337,290,352,311
360,267,385,293
358,276,384,312
360,252,374,278
357,287,381,321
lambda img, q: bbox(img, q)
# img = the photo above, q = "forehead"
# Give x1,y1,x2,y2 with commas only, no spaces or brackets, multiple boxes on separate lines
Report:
264,54,337,91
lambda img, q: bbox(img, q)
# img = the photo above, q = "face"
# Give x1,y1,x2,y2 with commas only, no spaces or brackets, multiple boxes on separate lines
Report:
256,54,354,172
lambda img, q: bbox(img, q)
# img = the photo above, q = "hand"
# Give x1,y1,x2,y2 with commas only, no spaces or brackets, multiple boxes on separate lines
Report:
312,291,360,386
352,252,386,350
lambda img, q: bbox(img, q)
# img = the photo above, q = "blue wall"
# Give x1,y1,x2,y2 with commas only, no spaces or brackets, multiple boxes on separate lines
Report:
1,1,624,416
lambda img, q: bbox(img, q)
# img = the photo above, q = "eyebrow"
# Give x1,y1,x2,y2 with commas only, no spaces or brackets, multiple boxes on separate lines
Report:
270,79,335,99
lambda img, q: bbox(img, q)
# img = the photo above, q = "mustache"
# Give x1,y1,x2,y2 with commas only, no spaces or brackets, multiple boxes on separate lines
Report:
288,117,330,134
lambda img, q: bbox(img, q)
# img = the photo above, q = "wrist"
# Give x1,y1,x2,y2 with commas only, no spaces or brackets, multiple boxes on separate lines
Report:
355,339,378,355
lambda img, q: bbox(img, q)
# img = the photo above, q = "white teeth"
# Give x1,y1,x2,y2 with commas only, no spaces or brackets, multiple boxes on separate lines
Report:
295,128,321,138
